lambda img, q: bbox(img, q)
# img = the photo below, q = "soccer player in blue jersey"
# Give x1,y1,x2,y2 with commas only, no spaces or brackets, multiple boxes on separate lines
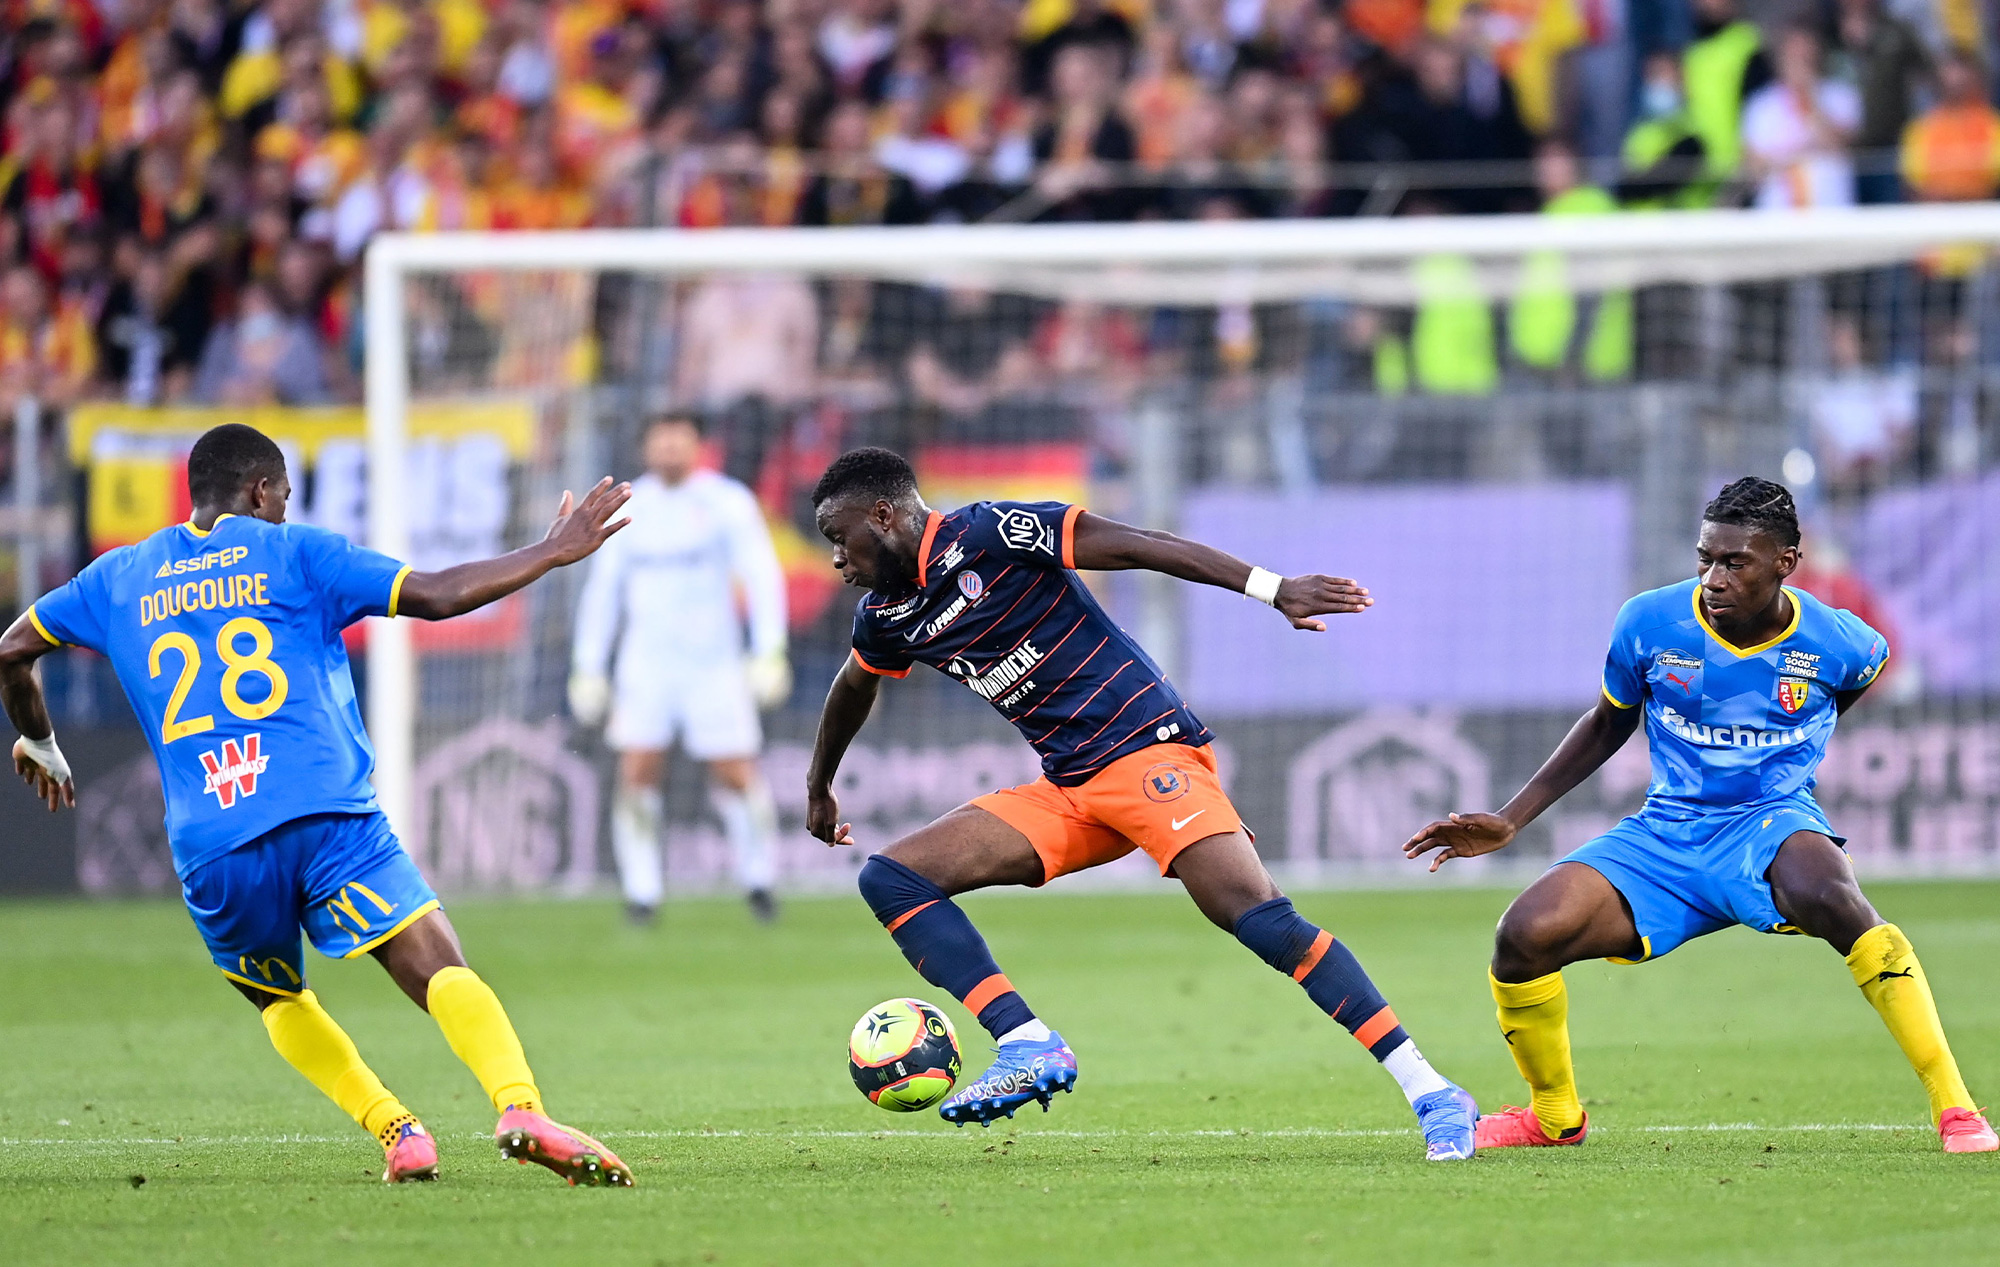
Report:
0,423,641,1185
803,447,1480,1160
1405,477,1999,1154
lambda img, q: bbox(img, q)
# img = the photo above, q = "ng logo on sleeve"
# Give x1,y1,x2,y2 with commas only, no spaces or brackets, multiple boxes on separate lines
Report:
992,507,1056,556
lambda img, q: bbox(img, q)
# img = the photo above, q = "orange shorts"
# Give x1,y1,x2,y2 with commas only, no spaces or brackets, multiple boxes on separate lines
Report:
972,743,1244,884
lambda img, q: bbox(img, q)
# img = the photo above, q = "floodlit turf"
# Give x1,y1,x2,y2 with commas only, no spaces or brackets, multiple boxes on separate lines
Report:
5,881,2000,1265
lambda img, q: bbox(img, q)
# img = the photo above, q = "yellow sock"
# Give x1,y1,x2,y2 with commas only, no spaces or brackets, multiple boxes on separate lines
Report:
261,990,415,1147
427,966,543,1114
1846,923,1975,1124
1490,969,1585,1138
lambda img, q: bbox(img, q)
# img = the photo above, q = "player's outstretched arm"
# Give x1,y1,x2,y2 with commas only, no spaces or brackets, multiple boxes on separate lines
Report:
1067,511,1371,631
805,656,883,847
0,615,73,811
1403,695,1640,871
397,478,632,621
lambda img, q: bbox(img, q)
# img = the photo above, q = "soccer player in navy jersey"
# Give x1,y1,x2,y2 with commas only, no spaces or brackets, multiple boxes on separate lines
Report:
0,424,639,1185
1405,478,1998,1154
804,447,1479,1159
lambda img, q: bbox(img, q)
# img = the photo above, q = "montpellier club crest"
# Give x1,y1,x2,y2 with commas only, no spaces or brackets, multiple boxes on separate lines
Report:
1776,678,1811,714
199,735,270,808
1142,762,1191,803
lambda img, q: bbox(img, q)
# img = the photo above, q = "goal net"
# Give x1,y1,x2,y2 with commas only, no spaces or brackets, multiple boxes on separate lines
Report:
361,205,2000,891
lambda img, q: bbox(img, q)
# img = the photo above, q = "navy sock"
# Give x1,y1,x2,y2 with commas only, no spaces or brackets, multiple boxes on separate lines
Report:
1233,897,1409,1060
857,854,1036,1040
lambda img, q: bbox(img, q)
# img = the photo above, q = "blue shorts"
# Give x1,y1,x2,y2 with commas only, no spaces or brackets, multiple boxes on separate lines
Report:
1558,795,1840,963
180,811,440,997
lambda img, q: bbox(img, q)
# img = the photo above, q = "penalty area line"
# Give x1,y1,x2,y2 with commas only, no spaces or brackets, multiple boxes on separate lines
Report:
0,1122,1926,1147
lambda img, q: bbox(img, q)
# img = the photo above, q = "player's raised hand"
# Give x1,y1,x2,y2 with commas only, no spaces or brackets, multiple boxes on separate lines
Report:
541,477,633,566
13,736,75,812
1402,812,1515,872
1275,574,1373,631
806,785,855,847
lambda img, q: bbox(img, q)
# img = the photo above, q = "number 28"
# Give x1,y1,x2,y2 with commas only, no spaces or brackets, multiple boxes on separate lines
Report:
147,617,290,742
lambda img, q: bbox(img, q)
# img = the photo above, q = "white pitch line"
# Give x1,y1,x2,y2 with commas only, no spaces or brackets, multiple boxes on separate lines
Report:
0,1122,1925,1147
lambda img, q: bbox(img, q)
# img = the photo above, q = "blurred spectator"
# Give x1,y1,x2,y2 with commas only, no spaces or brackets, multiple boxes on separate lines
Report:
674,258,817,479
96,247,206,404
1345,36,1532,212
0,262,94,412
5,88,102,281
1510,140,1629,381
193,276,328,403
1741,25,1859,209
1899,47,2000,202
1427,0,1584,139
1829,0,1930,203
1809,313,1917,491
1031,42,1137,220
798,98,924,225
1619,51,1713,207
1683,0,1771,181
895,284,1041,416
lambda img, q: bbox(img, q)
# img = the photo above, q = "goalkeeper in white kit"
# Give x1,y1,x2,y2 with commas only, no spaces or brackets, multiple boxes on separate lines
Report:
569,412,791,923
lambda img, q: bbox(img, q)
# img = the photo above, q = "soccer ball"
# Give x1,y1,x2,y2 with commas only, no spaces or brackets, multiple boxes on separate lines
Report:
849,998,962,1111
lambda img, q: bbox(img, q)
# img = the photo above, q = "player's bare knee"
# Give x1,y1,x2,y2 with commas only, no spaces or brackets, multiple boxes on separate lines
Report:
1174,837,1281,931
1776,874,1879,949
1492,904,1574,980
1769,834,1879,947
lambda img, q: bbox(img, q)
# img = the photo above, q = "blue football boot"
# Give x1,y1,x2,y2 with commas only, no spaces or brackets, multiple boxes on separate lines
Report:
1412,1081,1479,1161
939,1031,1079,1126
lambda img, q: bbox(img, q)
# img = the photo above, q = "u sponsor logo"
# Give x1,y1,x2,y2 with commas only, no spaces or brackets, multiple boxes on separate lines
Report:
1142,762,1191,803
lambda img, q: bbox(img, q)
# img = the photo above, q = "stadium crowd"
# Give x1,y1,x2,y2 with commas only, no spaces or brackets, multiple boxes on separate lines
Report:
1,0,1997,412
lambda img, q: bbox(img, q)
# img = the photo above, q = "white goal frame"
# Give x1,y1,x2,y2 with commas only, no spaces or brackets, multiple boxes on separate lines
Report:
361,202,2000,835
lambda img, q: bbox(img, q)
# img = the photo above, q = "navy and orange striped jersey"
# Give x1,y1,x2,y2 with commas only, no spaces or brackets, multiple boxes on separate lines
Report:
850,501,1212,786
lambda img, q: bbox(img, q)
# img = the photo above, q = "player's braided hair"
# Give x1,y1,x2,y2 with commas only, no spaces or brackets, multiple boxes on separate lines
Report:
187,424,286,507
1702,477,1800,547
811,447,919,509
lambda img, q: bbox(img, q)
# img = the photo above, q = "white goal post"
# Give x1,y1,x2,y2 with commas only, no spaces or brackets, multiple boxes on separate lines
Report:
361,203,2000,843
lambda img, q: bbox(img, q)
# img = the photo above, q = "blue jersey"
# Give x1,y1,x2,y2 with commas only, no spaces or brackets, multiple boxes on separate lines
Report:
1601,579,1888,815
850,501,1211,786
29,514,411,878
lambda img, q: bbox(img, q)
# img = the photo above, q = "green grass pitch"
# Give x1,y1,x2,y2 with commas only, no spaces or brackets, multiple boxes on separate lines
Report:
5,880,2000,1265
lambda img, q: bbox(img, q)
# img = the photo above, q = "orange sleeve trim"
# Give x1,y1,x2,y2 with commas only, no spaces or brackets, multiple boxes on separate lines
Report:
25,606,62,647
961,973,1015,1017
883,900,936,934
1060,504,1084,570
1352,1005,1401,1051
1291,929,1334,982
851,649,911,679
915,510,944,587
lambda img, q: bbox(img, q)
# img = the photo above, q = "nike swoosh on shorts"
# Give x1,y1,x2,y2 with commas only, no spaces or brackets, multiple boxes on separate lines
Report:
1171,811,1205,831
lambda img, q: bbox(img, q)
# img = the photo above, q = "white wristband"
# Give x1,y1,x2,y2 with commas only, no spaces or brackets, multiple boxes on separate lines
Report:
16,732,70,785
1244,566,1284,606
